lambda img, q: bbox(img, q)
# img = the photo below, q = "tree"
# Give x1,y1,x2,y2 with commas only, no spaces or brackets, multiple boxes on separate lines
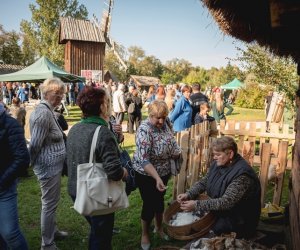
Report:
236,43,298,107
0,26,23,65
20,0,88,66
104,49,128,82
183,67,209,87
163,58,192,83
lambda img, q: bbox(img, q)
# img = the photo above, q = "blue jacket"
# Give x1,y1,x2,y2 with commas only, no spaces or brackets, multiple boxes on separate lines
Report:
0,109,30,191
169,96,193,132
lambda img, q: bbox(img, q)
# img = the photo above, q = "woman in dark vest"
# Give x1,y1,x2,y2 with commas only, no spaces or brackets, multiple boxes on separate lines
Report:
177,136,261,239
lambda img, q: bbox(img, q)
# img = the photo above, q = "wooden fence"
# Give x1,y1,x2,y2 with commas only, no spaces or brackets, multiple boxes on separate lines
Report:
172,120,294,207
219,120,295,169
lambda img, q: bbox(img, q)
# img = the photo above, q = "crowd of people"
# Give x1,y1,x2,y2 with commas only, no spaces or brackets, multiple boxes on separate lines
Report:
0,77,257,250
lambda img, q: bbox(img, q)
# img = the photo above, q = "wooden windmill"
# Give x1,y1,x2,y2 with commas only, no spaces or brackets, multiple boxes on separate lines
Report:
93,0,128,71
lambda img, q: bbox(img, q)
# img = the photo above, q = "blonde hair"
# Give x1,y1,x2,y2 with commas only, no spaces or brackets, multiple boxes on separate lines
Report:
165,89,176,111
148,100,169,118
40,77,65,99
215,92,224,112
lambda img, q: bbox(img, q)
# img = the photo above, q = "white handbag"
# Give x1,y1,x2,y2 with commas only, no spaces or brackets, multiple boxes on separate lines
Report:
74,126,129,216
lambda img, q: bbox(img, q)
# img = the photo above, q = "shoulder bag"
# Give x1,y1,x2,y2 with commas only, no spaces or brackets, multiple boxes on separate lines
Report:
74,126,129,216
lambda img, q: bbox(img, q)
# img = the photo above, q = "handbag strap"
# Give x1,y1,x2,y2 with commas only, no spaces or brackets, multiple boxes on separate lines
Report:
40,102,65,135
89,125,101,163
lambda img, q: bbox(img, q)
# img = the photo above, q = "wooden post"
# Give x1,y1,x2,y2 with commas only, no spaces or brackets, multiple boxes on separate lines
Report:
174,131,189,198
273,141,288,205
242,141,255,166
238,122,247,154
260,143,272,207
269,123,280,155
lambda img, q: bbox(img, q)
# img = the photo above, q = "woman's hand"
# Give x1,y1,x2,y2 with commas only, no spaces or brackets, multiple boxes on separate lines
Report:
156,177,167,192
113,124,123,135
180,200,196,212
177,193,188,203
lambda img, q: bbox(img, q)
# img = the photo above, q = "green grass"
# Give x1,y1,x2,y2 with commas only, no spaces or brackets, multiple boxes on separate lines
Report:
18,105,288,249
226,106,265,121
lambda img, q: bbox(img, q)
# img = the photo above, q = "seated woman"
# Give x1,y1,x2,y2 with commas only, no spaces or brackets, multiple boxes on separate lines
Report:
194,101,218,136
177,136,261,239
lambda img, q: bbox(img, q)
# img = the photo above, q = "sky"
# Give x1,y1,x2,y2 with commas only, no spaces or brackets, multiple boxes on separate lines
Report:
0,0,246,69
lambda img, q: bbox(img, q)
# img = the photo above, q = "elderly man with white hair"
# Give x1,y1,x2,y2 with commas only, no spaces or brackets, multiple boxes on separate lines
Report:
113,83,127,124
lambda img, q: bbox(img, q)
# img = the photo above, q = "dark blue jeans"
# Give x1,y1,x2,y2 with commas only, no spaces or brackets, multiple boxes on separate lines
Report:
71,196,115,250
0,181,28,250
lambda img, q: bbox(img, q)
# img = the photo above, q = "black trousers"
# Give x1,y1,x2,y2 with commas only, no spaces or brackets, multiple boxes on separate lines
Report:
128,113,141,133
135,171,170,223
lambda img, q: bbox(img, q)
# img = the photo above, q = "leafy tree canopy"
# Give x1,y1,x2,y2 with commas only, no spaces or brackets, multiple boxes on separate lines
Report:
235,43,298,108
20,0,88,66
0,25,23,65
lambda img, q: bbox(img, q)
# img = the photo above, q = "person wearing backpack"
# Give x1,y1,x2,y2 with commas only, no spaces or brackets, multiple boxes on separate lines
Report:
126,89,143,134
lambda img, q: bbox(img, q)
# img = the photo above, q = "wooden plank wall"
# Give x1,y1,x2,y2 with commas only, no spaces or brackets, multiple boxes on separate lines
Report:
290,129,300,249
64,40,105,79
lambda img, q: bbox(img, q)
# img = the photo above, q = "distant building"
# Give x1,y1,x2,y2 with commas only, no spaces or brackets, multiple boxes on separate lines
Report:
59,17,106,81
0,64,25,75
130,75,161,91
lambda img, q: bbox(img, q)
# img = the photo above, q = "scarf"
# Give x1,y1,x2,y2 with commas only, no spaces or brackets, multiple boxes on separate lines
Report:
80,116,108,127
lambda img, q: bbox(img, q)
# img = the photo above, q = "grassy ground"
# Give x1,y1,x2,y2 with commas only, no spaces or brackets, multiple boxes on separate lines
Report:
17,105,286,249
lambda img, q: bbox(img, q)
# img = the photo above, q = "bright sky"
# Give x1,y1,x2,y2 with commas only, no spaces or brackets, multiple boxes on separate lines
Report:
0,0,246,69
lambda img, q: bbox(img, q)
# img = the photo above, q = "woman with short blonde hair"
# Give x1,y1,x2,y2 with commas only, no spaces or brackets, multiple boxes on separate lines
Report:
39,77,65,99
148,100,169,118
133,99,181,249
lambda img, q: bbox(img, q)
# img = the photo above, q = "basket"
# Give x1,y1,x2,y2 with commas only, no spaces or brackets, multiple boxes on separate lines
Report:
163,194,215,240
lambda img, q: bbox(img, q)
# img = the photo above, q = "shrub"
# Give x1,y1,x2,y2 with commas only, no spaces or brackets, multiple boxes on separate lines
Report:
235,83,270,109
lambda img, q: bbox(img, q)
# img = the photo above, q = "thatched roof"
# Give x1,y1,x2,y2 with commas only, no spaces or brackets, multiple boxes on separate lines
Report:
201,0,300,64
59,17,105,44
0,63,25,75
130,75,161,87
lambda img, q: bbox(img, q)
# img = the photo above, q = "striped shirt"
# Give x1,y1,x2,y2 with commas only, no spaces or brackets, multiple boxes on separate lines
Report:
29,101,65,180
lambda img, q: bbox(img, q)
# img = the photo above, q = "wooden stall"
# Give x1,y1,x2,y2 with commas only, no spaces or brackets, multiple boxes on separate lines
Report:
59,17,106,79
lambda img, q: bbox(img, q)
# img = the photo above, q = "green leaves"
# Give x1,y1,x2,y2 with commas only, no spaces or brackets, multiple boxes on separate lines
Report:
20,0,88,66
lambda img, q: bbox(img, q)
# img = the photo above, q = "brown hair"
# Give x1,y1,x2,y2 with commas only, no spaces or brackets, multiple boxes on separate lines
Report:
12,97,21,106
155,85,166,100
77,86,107,118
211,136,237,155
181,85,192,94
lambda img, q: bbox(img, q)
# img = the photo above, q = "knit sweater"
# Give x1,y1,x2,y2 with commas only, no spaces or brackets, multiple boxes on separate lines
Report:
66,122,124,198
29,101,65,180
187,155,261,238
